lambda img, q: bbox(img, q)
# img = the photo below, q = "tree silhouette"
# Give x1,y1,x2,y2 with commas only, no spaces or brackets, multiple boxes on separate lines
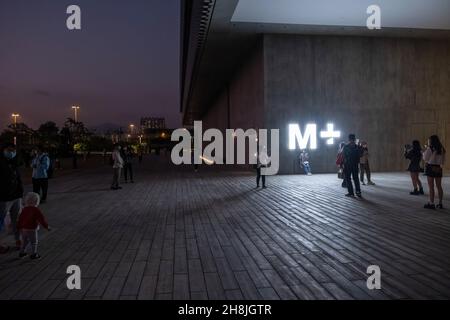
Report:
61,118,92,168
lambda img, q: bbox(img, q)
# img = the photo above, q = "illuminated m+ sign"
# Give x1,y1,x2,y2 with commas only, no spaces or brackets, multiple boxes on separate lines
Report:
288,123,341,150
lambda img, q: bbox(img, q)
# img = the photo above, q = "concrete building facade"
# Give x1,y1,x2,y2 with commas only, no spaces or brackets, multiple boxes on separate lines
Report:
181,0,450,174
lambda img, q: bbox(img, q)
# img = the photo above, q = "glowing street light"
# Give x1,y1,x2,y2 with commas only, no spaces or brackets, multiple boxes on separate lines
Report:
11,113,20,145
71,105,80,122
11,113,20,126
129,124,135,134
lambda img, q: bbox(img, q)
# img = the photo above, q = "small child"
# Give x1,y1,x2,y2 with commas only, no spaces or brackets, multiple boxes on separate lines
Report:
17,192,50,260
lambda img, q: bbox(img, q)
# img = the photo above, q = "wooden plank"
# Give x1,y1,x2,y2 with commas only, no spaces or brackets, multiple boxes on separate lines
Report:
121,261,146,296
156,260,174,294
137,275,157,300
204,273,226,300
188,259,207,293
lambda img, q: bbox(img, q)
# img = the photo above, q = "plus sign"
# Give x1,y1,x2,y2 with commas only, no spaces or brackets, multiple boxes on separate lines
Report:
320,123,341,145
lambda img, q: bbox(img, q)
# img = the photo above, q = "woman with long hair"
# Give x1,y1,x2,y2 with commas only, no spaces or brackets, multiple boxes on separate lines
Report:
405,140,424,195
423,135,446,209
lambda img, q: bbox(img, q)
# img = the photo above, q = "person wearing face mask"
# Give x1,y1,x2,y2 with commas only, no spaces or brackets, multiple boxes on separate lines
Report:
0,143,24,253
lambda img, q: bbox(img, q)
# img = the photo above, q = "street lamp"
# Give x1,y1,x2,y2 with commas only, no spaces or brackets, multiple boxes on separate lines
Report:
11,113,20,126
11,113,20,145
71,105,80,122
129,124,135,134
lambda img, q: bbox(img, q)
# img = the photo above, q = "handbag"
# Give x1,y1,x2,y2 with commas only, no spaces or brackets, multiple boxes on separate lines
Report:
337,168,344,179
336,152,344,166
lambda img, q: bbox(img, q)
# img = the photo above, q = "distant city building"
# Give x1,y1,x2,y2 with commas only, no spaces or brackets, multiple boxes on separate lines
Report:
141,117,165,130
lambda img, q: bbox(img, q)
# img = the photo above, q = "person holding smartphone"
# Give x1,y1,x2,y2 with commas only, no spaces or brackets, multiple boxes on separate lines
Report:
404,140,424,195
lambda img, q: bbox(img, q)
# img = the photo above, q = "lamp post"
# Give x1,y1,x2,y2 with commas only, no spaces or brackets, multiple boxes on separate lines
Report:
71,105,80,122
11,113,20,145
129,124,135,134
11,113,20,126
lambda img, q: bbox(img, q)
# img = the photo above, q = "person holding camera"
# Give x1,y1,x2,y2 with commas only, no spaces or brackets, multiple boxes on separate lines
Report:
423,135,446,209
404,140,424,195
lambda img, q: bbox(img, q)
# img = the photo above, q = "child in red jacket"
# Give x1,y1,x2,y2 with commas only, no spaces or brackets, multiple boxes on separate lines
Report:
17,192,50,260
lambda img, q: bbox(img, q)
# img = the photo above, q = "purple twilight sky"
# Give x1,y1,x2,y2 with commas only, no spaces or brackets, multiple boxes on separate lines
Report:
0,0,181,131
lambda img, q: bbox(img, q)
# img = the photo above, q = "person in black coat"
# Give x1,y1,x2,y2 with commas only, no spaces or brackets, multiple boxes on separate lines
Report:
0,143,24,253
121,146,134,183
343,134,363,198
404,140,424,195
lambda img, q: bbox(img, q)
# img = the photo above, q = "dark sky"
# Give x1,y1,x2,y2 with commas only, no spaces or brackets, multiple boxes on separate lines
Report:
0,0,181,130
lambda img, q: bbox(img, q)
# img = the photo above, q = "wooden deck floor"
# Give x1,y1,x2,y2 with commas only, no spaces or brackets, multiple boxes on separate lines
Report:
1,156,449,300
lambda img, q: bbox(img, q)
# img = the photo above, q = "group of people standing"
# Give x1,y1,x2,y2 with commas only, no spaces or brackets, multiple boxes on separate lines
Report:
111,144,135,190
336,135,375,198
0,143,51,257
405,135,446,209
337,133,446,209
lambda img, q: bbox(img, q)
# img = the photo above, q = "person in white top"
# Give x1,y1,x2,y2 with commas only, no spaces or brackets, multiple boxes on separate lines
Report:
423,135,446,209
111,144,124,190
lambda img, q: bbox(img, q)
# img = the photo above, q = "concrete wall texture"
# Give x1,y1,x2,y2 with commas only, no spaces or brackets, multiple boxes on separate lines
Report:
201,34,450,174
203,41,264,131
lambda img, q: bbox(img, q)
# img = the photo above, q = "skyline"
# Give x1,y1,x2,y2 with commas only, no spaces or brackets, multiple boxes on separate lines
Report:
0,0,181,130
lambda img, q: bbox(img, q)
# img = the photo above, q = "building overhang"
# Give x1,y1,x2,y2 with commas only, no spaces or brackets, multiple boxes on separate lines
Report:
181,0,450,125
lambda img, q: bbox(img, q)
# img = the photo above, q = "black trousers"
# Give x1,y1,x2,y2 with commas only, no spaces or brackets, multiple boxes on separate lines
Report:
32,178,48,201
123,163,133,182
344,166,361,195
256,167,266,187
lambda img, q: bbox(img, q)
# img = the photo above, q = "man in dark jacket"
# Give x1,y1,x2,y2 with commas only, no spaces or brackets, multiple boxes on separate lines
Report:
343,134,363,198
121,146,134,183
0,143,24,253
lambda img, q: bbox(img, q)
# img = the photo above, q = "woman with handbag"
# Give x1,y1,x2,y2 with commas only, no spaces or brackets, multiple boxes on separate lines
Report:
405,140,424,195
423,135,446,209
